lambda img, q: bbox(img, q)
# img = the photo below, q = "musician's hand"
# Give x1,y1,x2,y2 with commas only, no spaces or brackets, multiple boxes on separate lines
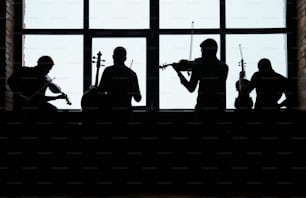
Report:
173,59,188,72
172,63,180,72
56,93,67,100
240,71,245,79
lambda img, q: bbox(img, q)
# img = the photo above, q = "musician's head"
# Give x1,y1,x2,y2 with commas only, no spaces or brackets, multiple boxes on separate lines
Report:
258,58,273,72
200,38,218,57
113,46,127,65
36,55,54,75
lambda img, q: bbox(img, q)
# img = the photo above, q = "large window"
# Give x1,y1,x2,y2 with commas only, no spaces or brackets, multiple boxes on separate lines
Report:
23,35,83,109
19,0,293,110
92,38,146,107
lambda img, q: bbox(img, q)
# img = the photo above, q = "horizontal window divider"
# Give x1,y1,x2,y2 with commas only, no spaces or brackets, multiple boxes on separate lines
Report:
224,28,288,34
22,29,150,37
159,29,221,34
22,28,287,35
22,29,86,34
158,28,287,34
89,29,149,37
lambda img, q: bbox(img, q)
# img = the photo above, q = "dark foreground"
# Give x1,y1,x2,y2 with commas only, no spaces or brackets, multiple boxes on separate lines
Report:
1,110,306,197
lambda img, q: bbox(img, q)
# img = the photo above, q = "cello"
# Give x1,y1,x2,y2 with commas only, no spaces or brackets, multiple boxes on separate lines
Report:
81,51,106,111
234,44,253,110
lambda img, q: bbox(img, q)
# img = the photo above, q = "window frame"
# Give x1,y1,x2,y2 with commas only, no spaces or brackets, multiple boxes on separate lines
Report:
14,0,297,111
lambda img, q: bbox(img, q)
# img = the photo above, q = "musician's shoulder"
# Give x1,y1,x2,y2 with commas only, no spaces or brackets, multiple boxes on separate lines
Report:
217,60,229,67
12,66,31,76
194,58,203,62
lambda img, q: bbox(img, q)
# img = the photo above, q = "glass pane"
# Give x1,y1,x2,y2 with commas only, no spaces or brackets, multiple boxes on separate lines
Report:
92,38,146,107
226,0,286,28
160,0,219,29
160,35,220,109
23,0,83,29
90,0,149,29
23,35,83,110
226,34,287,109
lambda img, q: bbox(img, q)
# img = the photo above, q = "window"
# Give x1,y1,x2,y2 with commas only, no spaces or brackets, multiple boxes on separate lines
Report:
89,0,149,29
92,38,146,106
19,0,294,110
159,35,220,109
23,0,83,29
160,0,219,29
226,34,287,109
226,0,286,28
23,35,83,109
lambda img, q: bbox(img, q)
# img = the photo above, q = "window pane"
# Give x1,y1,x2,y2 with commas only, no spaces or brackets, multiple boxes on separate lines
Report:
23,35,83,110
92,38,146,107
90,0,149,29
160,35,220,109
160,0,219,29
23,0,83,29
226,0,286,28
226,34,287,109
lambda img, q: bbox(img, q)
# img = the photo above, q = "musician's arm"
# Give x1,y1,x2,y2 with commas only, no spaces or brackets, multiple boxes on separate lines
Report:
97,68,110,92
173,67,197,92
44,95,66,101
7,71,30,102
247,73,257,93
279,77,293,108
7,71,21,93
132,74,142,102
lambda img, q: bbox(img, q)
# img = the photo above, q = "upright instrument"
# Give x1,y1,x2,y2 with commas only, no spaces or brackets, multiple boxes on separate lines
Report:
81,51,106,111
234,44,253,110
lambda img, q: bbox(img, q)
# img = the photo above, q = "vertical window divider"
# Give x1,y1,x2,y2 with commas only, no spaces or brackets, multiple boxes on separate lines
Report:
148,0,160,111
83,0,92,92
286,0,298,107
220,0,226,62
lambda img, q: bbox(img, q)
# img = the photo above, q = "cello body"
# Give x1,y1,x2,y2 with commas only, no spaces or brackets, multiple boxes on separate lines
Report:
81,51,109,112
234,79,253,110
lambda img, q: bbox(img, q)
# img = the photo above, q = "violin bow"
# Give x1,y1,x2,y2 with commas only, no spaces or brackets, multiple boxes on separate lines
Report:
188,21,194,76
238,44,246,92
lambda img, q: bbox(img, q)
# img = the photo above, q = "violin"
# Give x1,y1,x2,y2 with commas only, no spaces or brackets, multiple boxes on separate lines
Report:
234,45,253,110
159,59,200,71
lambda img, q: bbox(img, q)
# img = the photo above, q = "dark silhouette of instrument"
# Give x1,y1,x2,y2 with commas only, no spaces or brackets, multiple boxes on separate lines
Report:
159,21,195,74
46,76,72,105
234,44,253,110
159,60,193,71
81,51,105,111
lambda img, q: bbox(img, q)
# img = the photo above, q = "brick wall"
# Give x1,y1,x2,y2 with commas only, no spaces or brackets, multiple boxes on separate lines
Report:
5,0,14,111
298,0,306,110
0,1,5,110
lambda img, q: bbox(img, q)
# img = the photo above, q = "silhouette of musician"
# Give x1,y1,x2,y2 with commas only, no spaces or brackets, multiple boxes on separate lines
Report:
173,38,229,111
97,46,141,112
8,56,68,112
248,58,289,110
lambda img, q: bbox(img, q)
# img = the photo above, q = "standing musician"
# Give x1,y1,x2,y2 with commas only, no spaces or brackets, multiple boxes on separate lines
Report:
97,46,141,112
8,55,70,112
172,38,229,111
